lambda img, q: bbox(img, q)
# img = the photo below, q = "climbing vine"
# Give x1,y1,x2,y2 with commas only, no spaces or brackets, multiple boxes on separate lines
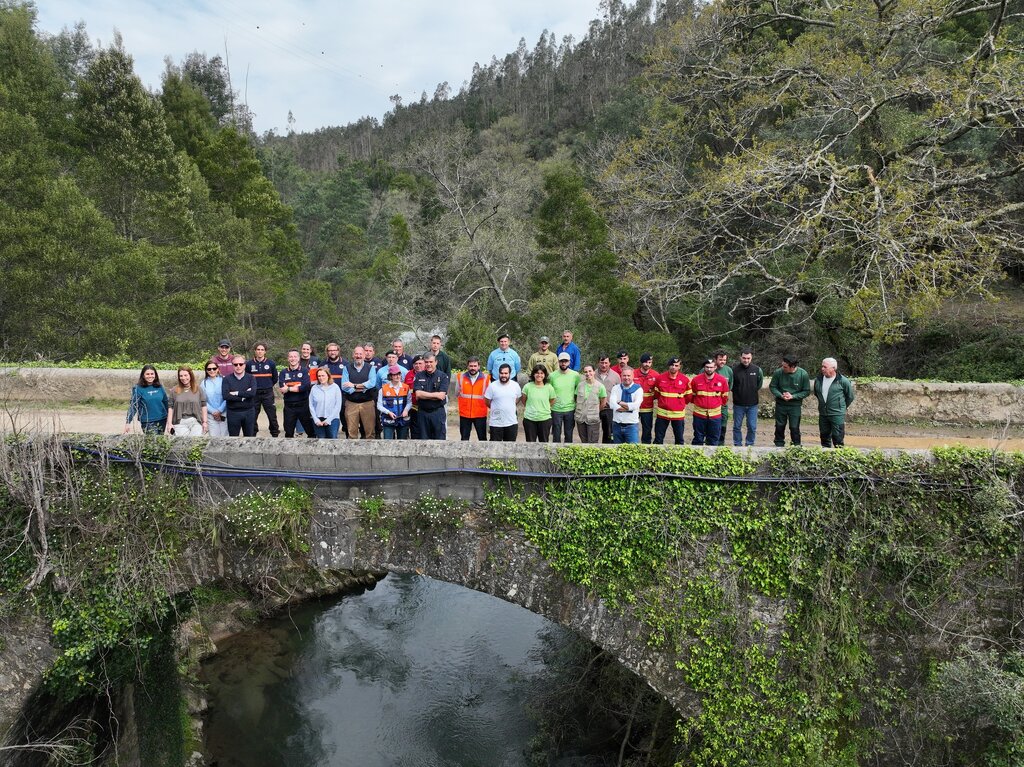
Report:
484,445,1024,767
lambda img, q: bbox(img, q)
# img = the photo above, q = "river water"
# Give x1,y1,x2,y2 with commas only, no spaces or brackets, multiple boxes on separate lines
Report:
201,573,577,767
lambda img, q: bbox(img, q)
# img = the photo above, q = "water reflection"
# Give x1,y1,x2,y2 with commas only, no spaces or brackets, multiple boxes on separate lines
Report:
202,574,558,767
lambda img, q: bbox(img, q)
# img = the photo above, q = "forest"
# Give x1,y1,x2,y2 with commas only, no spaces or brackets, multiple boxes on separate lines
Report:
2,0,1024,379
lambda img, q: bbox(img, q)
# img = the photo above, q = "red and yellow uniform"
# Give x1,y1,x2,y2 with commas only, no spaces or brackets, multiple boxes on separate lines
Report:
689,373,729,419
633,367,660,414
654,372,690,420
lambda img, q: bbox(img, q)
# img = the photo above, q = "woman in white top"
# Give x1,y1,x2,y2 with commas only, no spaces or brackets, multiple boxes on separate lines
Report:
309,367,342,439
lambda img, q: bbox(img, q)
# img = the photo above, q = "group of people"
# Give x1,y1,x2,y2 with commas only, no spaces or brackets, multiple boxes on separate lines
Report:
123,331,855,448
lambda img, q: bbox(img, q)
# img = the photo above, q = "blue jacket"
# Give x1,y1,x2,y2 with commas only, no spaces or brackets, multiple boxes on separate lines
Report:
201,377,226,416
126,384,168,424
279,367,311,404
556,341,582,371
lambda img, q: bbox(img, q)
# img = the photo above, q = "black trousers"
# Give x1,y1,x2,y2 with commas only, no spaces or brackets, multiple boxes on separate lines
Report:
599,409,614,444
416,407,447,440
639,411,654,444
460,416,487,441
284,402,315,438
226,408,256,437
523,418,551,443
490,424,518,442
253,387,279,436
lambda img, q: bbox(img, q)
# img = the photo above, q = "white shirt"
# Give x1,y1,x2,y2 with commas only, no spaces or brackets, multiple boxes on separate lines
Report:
608,384,642,424
820,374,834,402
484,380,522,428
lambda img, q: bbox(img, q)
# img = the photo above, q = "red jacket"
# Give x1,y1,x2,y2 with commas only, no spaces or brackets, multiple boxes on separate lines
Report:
655,372,690,420
689,373,729,419
633,367,660,413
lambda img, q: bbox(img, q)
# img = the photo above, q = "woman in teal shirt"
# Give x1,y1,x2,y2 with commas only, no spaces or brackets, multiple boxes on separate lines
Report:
519,366,556,442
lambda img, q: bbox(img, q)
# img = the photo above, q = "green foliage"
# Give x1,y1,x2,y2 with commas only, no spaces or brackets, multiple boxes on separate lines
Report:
219,485,313,554
485,445,1024,766
406,493,466,530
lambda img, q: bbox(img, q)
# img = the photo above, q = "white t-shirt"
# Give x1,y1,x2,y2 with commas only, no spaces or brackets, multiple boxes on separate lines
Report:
484,380,522,428
820,375,834,402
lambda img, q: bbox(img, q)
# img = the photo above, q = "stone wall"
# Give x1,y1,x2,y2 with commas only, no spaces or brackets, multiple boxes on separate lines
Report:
4,366,1023,426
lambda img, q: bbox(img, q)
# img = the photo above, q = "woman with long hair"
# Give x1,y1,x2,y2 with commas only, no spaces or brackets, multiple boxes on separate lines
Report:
124,365,168,435
166,366,208,436
202,362,228,437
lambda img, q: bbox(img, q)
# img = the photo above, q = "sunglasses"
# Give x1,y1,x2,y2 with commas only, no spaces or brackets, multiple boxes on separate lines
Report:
233,362,246,367
205,367,217,372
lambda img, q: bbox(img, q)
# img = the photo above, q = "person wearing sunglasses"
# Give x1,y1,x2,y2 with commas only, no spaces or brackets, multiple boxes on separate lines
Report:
222,355,257,436
202,362,228,437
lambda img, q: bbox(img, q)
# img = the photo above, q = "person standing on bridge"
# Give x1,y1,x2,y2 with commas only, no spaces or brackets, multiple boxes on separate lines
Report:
124,365,168,435
813,357,855,448
770,354,811,447
223,355,258,437
202,362,228,437
730,348,763,447
165,366,207,437
247,342,279,438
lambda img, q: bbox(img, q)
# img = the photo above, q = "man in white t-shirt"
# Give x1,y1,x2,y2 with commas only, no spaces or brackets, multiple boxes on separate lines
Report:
484,363,522,442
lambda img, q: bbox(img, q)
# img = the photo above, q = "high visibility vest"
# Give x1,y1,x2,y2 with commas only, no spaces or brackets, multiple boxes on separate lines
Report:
457,371,491,419
655,373,690,420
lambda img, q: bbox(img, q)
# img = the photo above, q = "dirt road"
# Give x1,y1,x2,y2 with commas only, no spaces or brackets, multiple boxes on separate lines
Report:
4,402,1023,450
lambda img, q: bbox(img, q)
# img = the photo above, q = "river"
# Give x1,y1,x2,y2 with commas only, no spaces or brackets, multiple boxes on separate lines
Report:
201,573,585,767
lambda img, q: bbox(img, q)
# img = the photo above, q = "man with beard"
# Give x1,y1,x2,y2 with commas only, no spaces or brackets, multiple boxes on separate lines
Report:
484,364,522,442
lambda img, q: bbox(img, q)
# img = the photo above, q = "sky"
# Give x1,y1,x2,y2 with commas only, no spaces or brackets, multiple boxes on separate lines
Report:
33,0,604,135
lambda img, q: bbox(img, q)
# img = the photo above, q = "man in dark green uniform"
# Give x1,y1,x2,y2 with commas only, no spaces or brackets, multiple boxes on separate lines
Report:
813,357,855,448
769,354,811,447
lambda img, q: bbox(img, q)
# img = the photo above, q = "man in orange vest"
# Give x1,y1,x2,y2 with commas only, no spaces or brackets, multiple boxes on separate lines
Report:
457,356,491,441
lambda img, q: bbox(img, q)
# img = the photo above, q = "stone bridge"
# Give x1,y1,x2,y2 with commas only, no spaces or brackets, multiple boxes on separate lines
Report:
3,438,760,735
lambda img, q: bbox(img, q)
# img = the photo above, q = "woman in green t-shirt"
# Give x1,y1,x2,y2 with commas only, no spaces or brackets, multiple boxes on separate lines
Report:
519,365,556,442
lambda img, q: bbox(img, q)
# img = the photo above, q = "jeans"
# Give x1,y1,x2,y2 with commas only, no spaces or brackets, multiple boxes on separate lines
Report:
691,417,721,446
654,418,685,444
313,417,340,439
551,411,575,443
612,421,639,444
732,404,758,446
141,419,167,435
382,424,411,440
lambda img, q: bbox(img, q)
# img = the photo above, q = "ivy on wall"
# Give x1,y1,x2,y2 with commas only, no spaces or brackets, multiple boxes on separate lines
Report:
484,445,1024,767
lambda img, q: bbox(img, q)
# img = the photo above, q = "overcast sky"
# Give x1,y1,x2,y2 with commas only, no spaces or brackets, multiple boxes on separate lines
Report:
34,0,603,135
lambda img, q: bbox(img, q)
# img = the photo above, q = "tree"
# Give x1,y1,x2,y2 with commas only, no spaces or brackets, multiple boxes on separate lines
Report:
602,0,1024,350
401,121,538,325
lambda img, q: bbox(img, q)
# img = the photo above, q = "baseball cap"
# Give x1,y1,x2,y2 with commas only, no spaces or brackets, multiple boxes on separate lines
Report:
218,339,231,348
387,365,401,375
640,353,652,363
557,352,571,361
540,336,550,343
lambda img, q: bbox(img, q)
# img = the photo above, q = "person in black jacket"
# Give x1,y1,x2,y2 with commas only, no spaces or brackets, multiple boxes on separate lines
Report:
247,342,279,437
222,356,257,436
730,348,763,447
278,349,317,438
